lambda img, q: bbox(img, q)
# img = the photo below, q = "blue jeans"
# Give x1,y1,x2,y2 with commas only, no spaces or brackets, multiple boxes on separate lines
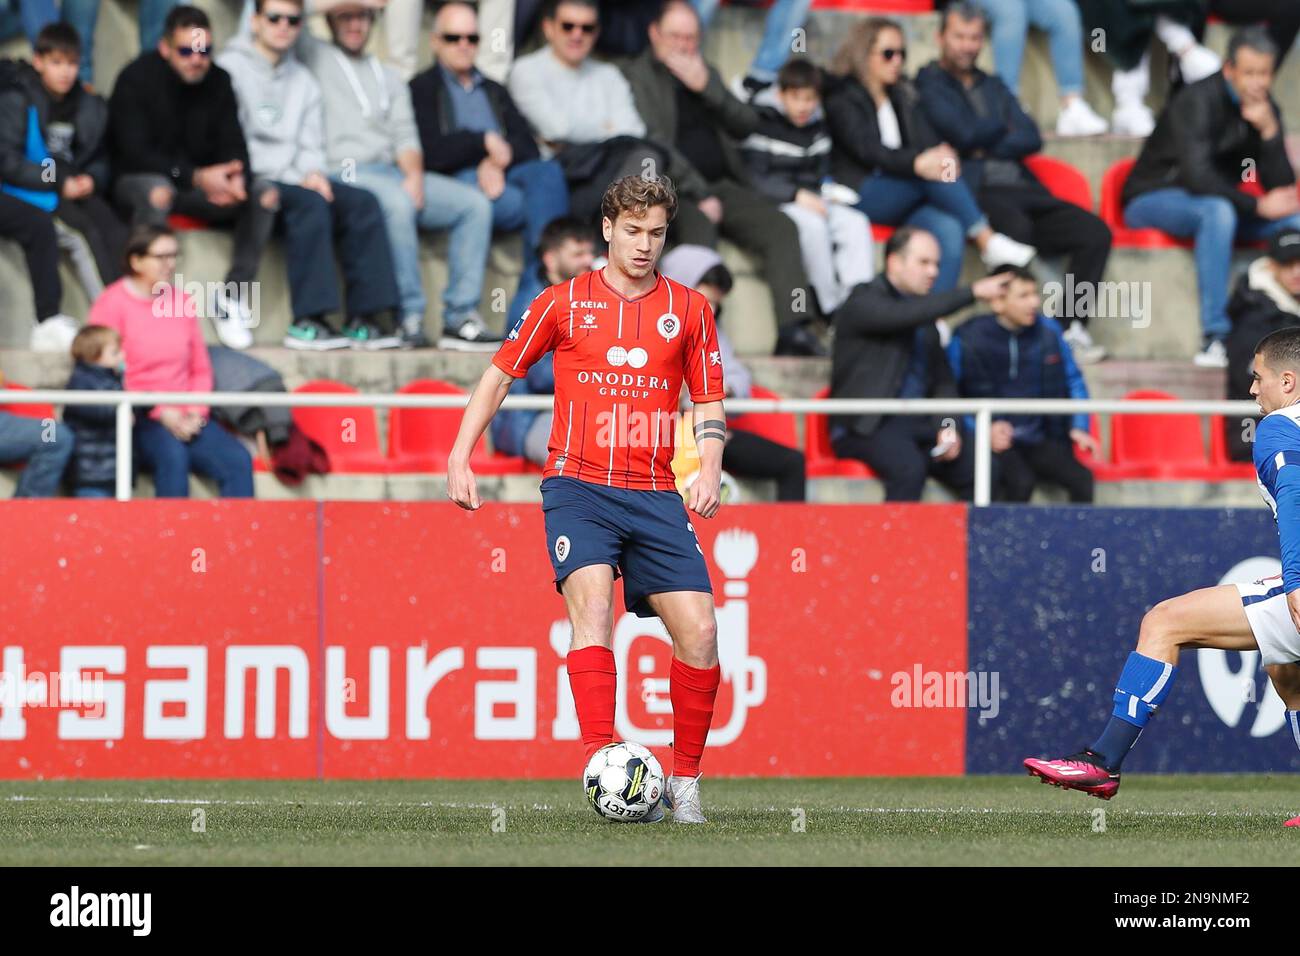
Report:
59,0,179,85
135,417,253,498
0,0,56,44
349,163,492,328
856,172,989,292
0,411,73,497
1124,188,1300,341
692,0,812,81
453,158,569,327
76,486,112,497
975,0,1085,97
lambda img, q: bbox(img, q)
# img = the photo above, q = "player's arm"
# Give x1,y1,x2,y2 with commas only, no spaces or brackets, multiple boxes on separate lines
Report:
447,364,516,511
689,400,725,519
1255,415,1300,629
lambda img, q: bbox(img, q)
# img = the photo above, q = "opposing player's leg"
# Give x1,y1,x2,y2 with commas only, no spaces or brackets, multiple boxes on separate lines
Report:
1025,584,1257,798
647,589,720,824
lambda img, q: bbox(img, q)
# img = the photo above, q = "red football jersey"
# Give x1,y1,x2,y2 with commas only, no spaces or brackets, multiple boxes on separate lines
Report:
492,268,725,490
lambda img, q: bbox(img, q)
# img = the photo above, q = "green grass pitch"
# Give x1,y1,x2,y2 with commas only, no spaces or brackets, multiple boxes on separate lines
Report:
2,776,1298,866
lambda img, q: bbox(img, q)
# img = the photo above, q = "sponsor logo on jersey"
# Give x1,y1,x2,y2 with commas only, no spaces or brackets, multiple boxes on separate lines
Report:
572,300,610,310
606,346,648,369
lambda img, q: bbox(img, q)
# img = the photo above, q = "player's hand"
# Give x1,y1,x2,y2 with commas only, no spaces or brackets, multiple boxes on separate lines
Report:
1288,589,1300,637
990,420,1014,453
1070,427,1099,457
447,455,482,510
687,466,722,518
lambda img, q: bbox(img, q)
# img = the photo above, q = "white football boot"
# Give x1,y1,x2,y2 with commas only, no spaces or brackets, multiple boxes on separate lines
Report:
668,774,707,824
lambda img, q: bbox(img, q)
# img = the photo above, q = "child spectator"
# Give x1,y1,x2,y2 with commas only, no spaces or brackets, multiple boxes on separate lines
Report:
63,323,125,498
740,59,874,316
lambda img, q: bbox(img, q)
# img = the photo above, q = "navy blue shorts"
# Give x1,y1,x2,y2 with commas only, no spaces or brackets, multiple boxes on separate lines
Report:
540,476,713,618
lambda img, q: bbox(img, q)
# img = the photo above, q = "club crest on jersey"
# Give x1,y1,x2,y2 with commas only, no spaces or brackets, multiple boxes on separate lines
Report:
656,312,680,342
555,535,571,562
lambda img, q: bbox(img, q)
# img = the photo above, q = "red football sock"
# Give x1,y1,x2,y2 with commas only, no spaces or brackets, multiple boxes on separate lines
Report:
567,645,617,760
670,657,721,778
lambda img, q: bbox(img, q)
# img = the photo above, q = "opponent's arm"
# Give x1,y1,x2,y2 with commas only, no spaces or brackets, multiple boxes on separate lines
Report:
688,400,726,519
447,363,516,511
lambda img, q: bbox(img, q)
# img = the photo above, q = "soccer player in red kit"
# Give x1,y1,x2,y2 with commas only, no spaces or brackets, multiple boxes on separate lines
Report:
447,175,726,823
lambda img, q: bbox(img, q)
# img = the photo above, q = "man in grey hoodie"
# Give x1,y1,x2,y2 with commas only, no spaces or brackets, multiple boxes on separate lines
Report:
297,0,497,351
217,0,401,350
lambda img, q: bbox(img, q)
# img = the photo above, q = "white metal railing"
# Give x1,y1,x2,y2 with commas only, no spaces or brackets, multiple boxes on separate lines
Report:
0,390,1264,505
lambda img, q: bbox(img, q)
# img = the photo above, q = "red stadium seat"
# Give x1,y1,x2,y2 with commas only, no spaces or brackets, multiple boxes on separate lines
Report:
0,382,55,420
291,379,392,473
805,386,874,478
871,222,896,243
167,214,209,232
387,379,527,474
1099,159,1186,249
810,0,934,10
1208,414,1258,480
728,384,799,449
1104,389,1220,480
1023,154,1093,211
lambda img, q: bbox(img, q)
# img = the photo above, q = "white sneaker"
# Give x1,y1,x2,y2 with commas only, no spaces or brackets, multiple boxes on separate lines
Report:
438,312,503,352
29,314,79,352
1179,44,1221,84
980,232,1036,269
1062,319,1106,364
1055,98,1108,137
209,288,254,349
1111,102,1156,138
1194,339,1228,368
668,773,707,824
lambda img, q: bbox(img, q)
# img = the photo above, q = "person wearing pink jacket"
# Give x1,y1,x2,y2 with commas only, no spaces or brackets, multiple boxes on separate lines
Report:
87,223,253,497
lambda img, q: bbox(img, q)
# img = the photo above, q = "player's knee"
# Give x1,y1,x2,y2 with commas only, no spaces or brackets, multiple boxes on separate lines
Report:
677,614,718,668
568,590,614,639
1136,600,1183,656
1265,664,1300,709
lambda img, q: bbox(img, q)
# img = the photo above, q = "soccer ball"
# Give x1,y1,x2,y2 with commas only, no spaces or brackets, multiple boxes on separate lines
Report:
582,741,665,822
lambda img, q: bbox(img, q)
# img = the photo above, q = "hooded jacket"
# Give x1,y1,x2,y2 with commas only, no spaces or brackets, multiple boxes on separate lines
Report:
216,34,325,185
0,59,110,197
739,88,831,204
63,360,123,490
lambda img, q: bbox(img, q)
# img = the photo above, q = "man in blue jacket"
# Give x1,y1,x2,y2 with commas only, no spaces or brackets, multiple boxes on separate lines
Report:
947,265,1097,502
916,2,1112,366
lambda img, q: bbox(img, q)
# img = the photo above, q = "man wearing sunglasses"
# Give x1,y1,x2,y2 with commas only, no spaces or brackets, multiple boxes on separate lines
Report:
410,0,569,345
109,4,278,350
219,0,403,351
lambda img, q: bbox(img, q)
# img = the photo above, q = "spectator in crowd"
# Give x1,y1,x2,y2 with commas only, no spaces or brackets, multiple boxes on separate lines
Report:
413,0,569,338
110,4,277,349
1074,0,1221,136
60,0,181,87
0,26,127,303
0,403,73,498
623,0,826,357
740,58,873,317
917,2,1113,364
0,169,77,353
508,0,665,223
385,0,519,82
825,16,1035,296
88,224,253,498
0,0,55,48
692,0,811,101
490,216,595,465
954,0,1108,136
661,244,807,501
1204,0,1300,67
62,323,125,498
296,0,496,350
947,264,1097,502
1123,26,1300,369
1224,228,1300,461
218,0,403,351
830,226,1010,501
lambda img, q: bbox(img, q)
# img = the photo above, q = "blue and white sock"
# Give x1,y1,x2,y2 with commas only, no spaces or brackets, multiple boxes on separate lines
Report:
1288,711,1300,753
1089,652,1178,769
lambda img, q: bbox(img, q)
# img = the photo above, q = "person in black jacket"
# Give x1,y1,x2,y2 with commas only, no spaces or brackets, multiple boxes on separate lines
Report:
0,24,126,291
1123,26,1300,369
108,5,277,348
63,323,125,498
823,15,1035,295
915,2,1112,366
411,0,569,333
1224,229,1300,461
830,225,1010,501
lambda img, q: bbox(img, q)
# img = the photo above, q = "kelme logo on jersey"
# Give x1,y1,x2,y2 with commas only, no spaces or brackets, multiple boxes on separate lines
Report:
656,313,680,342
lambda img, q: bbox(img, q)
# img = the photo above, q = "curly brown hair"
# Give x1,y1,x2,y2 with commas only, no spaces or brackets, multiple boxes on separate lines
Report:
600,174,678,226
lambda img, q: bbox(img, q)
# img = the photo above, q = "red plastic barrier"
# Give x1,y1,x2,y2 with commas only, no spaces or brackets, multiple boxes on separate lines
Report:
0,501,968,778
